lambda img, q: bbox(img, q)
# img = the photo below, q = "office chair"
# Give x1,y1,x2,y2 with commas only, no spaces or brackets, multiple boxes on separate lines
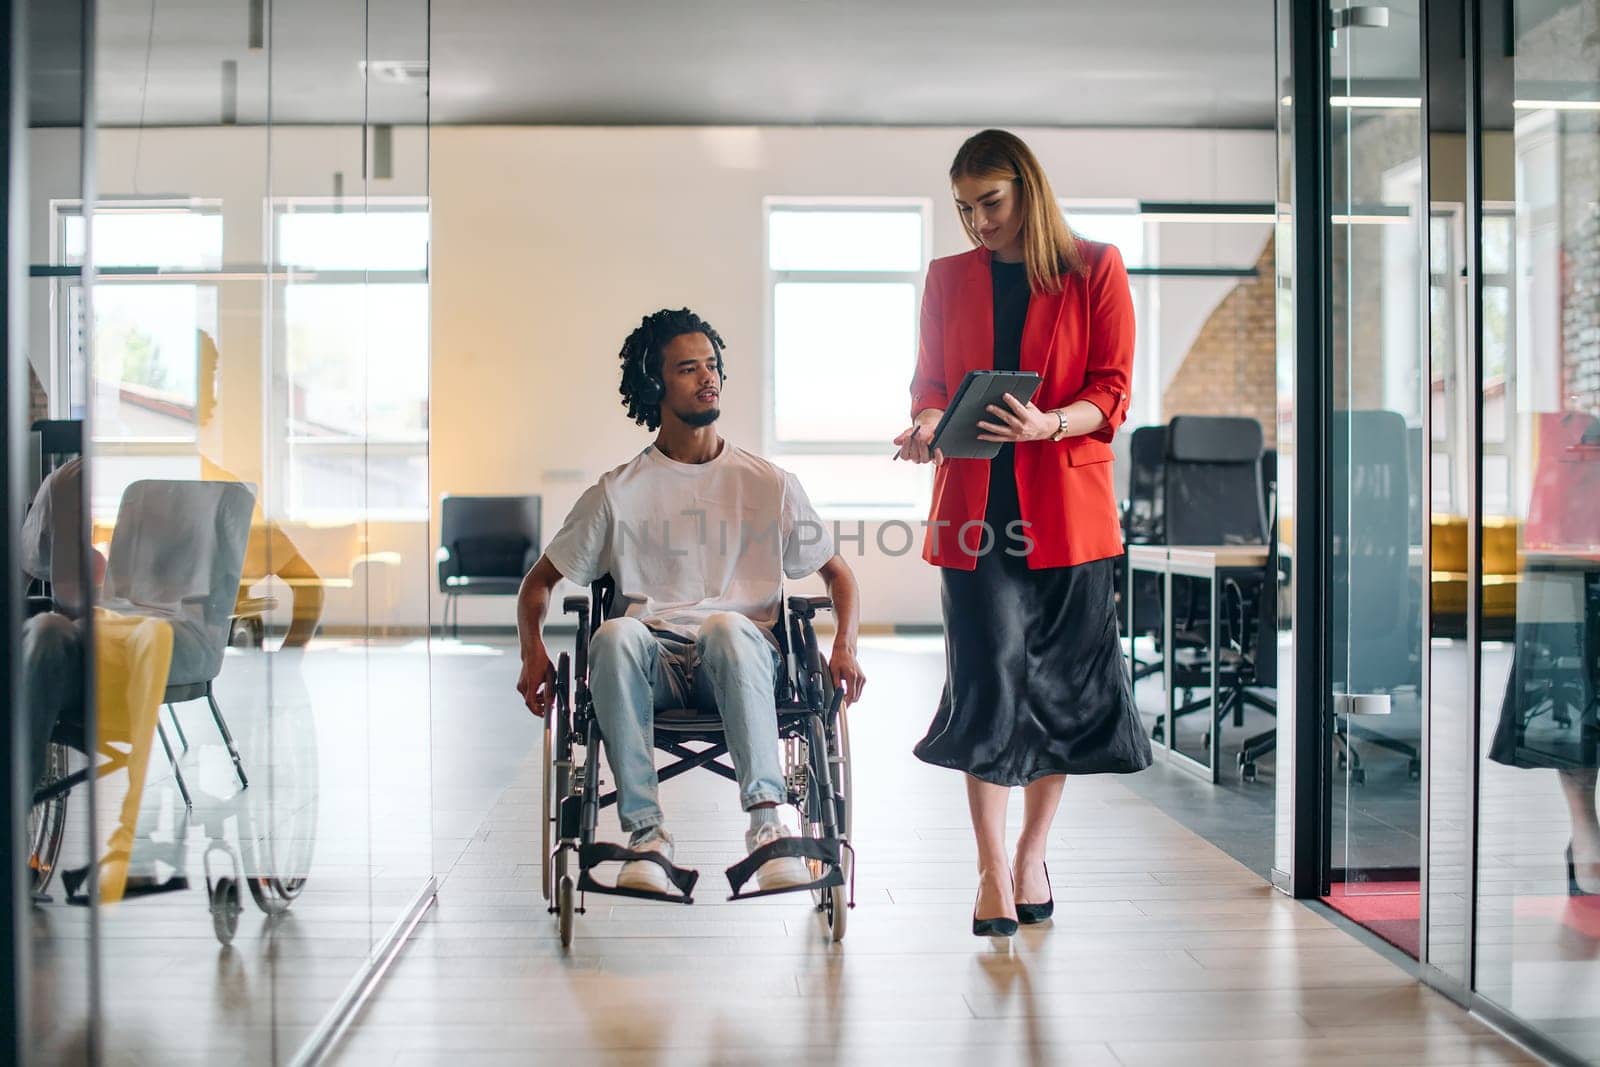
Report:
1119,424,1167,684
101,480,259,802
1330,410,1422,784
436,494,542,637
1161,416,1277,759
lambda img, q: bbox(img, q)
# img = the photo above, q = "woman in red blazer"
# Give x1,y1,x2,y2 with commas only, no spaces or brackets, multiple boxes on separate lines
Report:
893,130,1152,937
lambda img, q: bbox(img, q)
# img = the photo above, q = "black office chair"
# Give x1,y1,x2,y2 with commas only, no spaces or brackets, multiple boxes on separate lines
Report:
436,494,542,638
1119,424,1167,684
1329,410,1422,784
1161,416,1277,758
1237,447,1283,780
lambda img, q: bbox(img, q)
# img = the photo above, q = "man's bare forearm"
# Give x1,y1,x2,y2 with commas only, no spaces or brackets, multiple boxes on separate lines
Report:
819,556,860,650
517,556,563,657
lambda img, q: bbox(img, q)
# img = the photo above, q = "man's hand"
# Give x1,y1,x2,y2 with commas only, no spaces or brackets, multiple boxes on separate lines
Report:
892,408,945,465
829,641,867,706
517,642,557,717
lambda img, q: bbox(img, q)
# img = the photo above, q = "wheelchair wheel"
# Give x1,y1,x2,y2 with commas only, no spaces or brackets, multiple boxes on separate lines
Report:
211,877,242,945
246,875,305,916
542,653,572,904
557,875,575,948
29,743,71,898
835,705,853,843
823,858,848,942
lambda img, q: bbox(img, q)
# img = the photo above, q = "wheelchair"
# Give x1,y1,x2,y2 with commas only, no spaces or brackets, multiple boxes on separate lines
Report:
27,676,313,945
541,577,854,947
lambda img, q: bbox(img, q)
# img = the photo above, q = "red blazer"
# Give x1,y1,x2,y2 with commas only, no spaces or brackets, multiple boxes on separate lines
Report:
910,240,1134,570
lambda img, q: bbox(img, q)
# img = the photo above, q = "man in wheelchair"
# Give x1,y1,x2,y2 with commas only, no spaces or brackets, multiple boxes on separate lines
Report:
515,307,865,899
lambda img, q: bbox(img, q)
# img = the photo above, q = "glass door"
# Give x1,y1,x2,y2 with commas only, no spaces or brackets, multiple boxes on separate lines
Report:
1324,1,1428,956
1472,0,1600,1056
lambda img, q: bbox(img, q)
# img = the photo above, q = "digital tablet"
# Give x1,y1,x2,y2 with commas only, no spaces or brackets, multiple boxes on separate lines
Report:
926,370,1043,460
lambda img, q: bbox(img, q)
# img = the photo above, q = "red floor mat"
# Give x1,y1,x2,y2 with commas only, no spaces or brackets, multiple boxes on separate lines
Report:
1324,882,1420,958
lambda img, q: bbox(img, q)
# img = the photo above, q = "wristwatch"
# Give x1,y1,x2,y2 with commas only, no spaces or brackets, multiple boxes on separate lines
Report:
1049,409,1069,442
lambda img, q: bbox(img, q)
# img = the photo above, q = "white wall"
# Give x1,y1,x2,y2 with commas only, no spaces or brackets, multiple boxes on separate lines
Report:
430,125,1276,629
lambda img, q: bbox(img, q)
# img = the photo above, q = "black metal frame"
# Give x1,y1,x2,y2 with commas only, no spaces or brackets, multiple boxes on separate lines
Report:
1281,0,1334,901
545,577,852,931
2,0,28,1055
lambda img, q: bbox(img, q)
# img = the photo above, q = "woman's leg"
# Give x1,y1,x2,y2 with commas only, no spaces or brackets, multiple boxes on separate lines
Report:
967,774,1016,920
1558,768,1600,891
1014,774,1065,904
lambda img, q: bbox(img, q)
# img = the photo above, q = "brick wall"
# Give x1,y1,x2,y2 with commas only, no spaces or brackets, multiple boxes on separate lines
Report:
1160,236,1279,446
28,363,47,425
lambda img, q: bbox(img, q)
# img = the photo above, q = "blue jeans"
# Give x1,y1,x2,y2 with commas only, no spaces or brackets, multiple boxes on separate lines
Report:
587,612,786,834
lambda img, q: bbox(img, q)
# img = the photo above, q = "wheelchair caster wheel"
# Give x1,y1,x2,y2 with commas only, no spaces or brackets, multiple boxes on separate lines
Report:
825,884,848,943
557,875,575,948
1151,724,1165,743
211,877,242,945
1336,752,1348,772
1350,768,1366,786
1240,760,1257,782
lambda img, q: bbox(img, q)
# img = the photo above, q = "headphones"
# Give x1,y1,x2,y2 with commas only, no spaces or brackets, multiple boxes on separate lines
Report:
634,341,724,407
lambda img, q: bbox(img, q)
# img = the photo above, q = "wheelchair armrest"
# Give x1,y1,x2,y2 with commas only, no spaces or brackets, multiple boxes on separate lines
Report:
562,595,590,615
786,595,833,619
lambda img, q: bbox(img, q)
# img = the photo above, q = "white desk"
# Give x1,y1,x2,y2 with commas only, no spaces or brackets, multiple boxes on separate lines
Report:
1126,544,1272,783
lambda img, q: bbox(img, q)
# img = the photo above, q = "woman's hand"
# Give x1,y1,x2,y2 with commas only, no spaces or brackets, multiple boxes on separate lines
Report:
893,408,946,465
977,393,1056,443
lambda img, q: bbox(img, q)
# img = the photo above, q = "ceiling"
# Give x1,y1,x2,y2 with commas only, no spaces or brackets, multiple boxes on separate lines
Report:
35,0,1301,129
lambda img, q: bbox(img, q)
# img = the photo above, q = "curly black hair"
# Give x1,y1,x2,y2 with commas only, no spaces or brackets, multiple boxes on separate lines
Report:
617,307,727,430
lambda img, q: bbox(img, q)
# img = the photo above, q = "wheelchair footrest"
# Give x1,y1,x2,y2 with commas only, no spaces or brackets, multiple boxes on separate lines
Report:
576,842,699,905
725,836,845,901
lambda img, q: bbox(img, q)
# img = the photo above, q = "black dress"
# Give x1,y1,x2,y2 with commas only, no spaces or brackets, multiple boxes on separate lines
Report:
913,258,1153,786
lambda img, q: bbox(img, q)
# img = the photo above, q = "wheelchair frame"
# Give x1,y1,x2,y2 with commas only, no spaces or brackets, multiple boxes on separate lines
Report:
28,725,310,946
541,577,854,947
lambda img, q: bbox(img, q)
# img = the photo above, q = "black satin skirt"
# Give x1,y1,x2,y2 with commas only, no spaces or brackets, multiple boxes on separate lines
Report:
913,447,1153,785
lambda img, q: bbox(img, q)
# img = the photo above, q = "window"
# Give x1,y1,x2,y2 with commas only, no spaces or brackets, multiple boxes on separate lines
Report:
766,201,930,512
1061,201,1148,267
1061,201,1154,428
56,202,223,512
270,199,430,519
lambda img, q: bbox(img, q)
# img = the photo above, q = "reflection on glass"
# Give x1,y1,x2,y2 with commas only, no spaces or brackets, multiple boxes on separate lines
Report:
1475,0,1600,1054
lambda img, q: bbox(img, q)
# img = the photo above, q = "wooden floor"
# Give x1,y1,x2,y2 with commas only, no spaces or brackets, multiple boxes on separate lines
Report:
332,636,1538,1067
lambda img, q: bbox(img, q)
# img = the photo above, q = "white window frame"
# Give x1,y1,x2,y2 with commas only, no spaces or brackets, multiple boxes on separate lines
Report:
267,196,431,523
762,197,932,515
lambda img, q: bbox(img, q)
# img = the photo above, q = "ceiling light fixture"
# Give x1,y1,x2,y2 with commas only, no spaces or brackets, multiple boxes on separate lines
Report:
1513,98,1600,111
1330,95,1421,108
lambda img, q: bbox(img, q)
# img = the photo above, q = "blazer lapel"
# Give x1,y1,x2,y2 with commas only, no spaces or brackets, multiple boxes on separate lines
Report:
954,249,994,373
1020,279,1069,386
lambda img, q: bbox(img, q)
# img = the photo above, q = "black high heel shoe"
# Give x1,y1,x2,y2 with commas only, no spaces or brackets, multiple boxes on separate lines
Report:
1568,842,1594,898
1016,862,1054,925
972,875,1019,937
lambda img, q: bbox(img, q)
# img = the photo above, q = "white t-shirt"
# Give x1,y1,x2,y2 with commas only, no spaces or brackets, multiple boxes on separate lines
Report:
544,442,834,642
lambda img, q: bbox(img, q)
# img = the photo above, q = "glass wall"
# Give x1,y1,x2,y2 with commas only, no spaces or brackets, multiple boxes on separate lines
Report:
10,0,431,1061
1323,0,1428,959
1473,0,1600,1058
21,2,98,1060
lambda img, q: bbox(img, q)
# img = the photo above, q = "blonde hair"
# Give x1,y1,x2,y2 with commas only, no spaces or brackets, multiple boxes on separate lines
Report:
949,129,1085,294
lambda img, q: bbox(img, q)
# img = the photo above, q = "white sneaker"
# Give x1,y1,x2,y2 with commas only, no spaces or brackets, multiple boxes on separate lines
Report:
746,822,812,892
616,828,674,895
